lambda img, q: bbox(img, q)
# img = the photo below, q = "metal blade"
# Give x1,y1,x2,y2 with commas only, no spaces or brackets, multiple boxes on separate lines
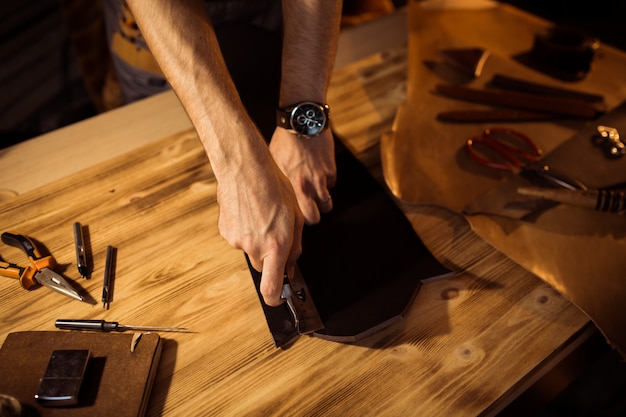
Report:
120,324,189,332
284,266,324,335
36,268,84,301
246,256,324,348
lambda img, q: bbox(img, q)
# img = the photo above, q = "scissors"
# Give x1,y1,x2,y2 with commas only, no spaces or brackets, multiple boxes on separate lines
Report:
0,232,84,301
466,127,587,190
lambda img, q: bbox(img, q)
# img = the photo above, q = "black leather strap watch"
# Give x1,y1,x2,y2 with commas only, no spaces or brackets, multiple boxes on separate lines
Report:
276,101,330,138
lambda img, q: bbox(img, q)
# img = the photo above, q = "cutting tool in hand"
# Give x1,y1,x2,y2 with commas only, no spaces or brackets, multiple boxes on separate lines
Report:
246,252,324,348
466,127,588,190
0,232,84,301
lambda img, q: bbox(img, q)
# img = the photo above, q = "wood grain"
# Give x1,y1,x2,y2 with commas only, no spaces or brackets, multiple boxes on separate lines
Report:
0,127,588,416
0,4,595,415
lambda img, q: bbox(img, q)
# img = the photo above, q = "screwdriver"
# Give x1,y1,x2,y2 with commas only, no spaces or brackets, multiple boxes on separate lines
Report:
55,319,189,332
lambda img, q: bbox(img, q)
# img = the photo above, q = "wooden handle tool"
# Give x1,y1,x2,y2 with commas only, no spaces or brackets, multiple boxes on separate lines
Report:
518,187,626,213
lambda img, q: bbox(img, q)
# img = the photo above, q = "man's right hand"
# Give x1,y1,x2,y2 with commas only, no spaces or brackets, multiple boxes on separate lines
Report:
215,154,304,307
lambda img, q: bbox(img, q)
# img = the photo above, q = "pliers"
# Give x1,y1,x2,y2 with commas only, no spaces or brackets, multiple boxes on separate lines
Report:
0,232,84,301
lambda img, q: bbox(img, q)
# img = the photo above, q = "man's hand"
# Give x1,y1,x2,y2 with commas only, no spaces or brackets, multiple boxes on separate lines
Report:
216,152,304,306
125,0,341,308
269,128,336,225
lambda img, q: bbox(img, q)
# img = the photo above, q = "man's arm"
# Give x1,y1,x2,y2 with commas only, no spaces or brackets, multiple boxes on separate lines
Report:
125,0,304,306
280,1,342,106
269,0,343,224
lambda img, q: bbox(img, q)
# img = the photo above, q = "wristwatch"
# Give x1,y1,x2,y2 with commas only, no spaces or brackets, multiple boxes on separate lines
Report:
276,101,330,138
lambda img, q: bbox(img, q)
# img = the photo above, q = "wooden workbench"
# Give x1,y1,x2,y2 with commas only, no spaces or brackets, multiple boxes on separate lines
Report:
0,4,594,416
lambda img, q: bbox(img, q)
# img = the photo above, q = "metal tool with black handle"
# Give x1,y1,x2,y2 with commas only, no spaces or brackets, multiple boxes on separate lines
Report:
55,319,188,332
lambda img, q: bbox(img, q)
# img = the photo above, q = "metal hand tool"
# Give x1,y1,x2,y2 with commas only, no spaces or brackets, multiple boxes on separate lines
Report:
102,245,115,309
466,127,587,190
280,271,323,337
247,254,324,348
55,319,189,332
73,222,89,278
0,232,84,301
518,186,626,213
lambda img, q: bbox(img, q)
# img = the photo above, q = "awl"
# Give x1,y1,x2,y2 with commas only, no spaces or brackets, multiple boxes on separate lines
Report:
55,319,189,332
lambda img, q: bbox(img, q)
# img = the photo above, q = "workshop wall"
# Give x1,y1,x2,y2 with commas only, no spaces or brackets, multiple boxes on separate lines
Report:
0,1,97,149
0,0,622,149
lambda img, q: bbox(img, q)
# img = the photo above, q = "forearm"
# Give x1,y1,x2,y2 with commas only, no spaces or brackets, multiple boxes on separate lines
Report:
280,0,343,106
125,0,272,180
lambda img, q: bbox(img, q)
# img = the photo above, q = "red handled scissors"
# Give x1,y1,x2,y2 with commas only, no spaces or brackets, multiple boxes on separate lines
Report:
466,127,587,190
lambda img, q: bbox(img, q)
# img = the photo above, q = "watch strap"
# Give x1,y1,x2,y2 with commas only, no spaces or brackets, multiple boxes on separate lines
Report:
276,106,293,130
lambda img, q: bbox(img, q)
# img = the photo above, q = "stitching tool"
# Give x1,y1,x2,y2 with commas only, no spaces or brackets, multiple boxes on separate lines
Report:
102,245,115,309
0,232,84,301
55,319,188,332
73,222,89,279
466,127,587,190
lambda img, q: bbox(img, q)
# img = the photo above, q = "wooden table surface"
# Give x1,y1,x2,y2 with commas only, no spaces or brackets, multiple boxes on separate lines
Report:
0,4,595,416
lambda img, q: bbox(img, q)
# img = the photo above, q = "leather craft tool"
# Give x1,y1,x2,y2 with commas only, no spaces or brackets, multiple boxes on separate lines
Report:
55,319,188,332
247,261,324,348
489,74,605,103
436,83,601,119
437,47,490,78
466,127,587,190
280,272,324,336
73,222,89,279
439,75,607,122
35,349,90,407
518,186,626,213
0,232,84,301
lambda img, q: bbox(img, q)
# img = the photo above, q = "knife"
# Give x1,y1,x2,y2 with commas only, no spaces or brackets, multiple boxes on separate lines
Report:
436,83,602,119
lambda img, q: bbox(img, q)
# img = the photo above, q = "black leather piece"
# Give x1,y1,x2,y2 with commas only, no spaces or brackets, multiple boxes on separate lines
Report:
301,138,450,341
249,137,451,346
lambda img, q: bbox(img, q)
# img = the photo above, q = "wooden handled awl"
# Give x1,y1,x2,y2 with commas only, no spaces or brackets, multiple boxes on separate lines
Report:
518,187,626,213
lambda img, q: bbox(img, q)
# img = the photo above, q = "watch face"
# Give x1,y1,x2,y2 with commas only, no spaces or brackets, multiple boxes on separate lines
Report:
290,102,327,137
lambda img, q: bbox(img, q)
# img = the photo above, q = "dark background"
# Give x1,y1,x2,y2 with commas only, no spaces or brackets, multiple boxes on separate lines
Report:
2,0,625,149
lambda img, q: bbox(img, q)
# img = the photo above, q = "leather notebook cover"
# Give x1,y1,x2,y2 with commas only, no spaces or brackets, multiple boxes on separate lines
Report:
0,331,161,417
